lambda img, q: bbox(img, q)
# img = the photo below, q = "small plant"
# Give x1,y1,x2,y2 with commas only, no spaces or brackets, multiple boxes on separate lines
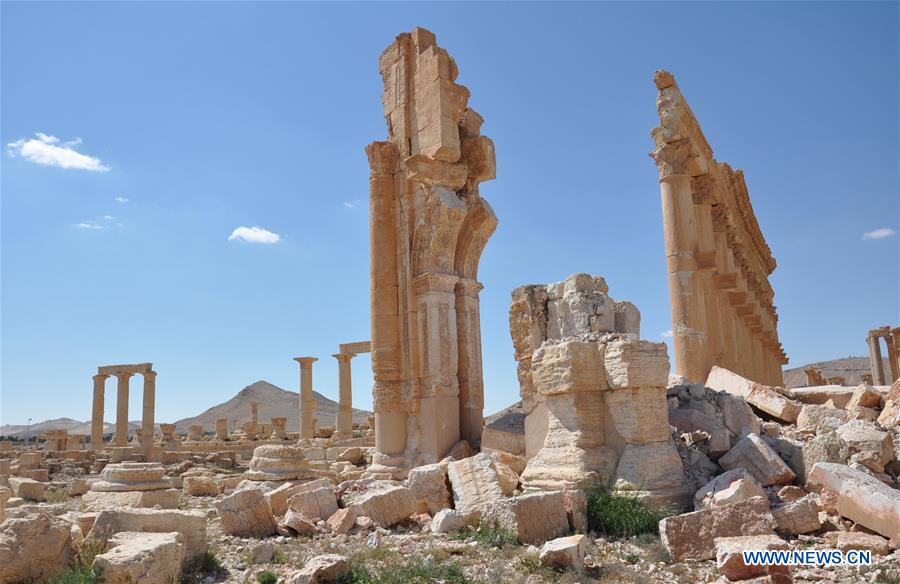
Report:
519,552,542,574
583,481,677,539
46,539,108,584
875,566,900,584
257,571,277,584
632,533,672,564
181,548,225,584
45,488,70,503
457,521,519,548
337,557,474,584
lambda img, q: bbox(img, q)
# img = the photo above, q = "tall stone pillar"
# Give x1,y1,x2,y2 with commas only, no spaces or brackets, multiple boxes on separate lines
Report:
867,332,886,385
456,278,486,446
141,371,156,458
892,327,900,382
92,374,108,450
251,403,259,425
883,330,899,383
692,176,722,371
115,372,133,446
333,353,355,440
294,357,318,439
653,145,709,383
215,418,228,440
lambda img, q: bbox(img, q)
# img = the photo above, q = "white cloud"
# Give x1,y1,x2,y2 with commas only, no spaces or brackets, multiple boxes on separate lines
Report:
228,226,281,244
75,221,105,231
660,330,673,338
343,199,362,209
115,197,129,204
103,215,115,220
7,133,109,172
862,227,896,240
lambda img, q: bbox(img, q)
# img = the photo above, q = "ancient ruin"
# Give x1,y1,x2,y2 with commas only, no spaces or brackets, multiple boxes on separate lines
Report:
333,341,371,440
366,28,497,478
294,357,318,440
91,363,157,457
650,71,788,386
867,325,900,384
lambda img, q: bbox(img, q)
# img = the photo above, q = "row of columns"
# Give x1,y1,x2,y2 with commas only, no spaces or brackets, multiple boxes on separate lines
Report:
294,347,364,441
867,326,900,385
91,368,156,458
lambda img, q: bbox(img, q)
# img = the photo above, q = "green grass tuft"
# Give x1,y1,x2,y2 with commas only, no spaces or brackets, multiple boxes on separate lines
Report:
583,481,677,539
180,549,226,584
257,571,277,584
456,521,519,548
337,558,475,584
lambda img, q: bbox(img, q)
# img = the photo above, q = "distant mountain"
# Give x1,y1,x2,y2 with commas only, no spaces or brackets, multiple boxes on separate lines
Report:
173,380,371,433
783,356,893,388
0,417,138,439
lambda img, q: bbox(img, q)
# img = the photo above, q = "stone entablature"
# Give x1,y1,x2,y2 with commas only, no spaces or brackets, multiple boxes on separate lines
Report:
650,70,787,386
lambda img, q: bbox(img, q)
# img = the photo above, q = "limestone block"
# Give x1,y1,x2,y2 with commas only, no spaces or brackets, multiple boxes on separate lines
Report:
326,507,356,535
807,462,900,541
834,420,893,473
791,386,856,408
285,554,349,584
482,447,526,475
286,481,338,521
0,486,9,523
715,534,789,582
607,386,672,444
444,440,474,461
245,445,310,481
429,508,480,534
481,411,526,457
69,478,90,496
281,508,316,536
694,469,766,511
494,462,519,496
531,341,605,396
539,534,587,569
706,366,800,423
825,531,891,556
183,476,219,497
265,481,308,517
86,508,207,561
16,452,42,469
447,453,505,514
483,491,570,545
780,434,849,484
877,380,900,427
659,496,775,561
8,477,45,501
564,489,587,534
214,488,277,537
406,463,451,514
719,434,796,486
545,274,613,338
340,481,414,527
0,510,73,583
669,408,731,457
603,339,669,389
796,404,847,432
614,441,687,491
249,541,274,564
771,496,822,535
613,301,641,337
717,393,762,440
92,531,185,584
847,385,883,410
92,462,172,492
81,488,180,512
22,468,49,482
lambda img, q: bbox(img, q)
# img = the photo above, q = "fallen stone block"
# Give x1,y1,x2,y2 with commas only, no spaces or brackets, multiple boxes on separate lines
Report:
326,507,356,534
285,554,349,584
706,366,800,423
8,477,45,501
481,411,526,457
694,468,766,510
715,534,789,582
68,478,90,496
430,508,480,534
834,420,893,473
796,404,846,432
0,510,73,584
669,408,731,457
214,488,276,538
771,496,822,535
659,496,775,561
85,508,207,561
539,534,586,569
340,481,413,527
183,476,219,497
281,508,316,536
447,453,505,514
483,490,570,545
92,531,185,584
406,463,451,515
287,480,338,521
81,488,180,512
564,489,587,534
807,462,900,542
790,385,855,408
719,434,795,486
717,393,762,442
824,531,891,556
847,385,883,410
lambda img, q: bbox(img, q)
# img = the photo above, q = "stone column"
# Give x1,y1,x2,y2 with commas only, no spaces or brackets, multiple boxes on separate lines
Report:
653,143,709,383
141,371,156,458
892,327,900,382
456,278,486,446
271,417,287,439
883,330,899,383
251,403,259,425
692,176,722,372
333,353,355,440
91,374,108,450
215,418,228,440
115,372,133,446
294,357,318,439
867,332,886,386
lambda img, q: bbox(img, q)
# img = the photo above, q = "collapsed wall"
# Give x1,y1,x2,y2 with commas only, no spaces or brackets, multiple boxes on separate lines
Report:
509,273,691,506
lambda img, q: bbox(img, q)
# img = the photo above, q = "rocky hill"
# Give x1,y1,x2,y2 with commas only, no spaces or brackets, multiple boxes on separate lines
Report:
0,417,137,439
172,380,371,433
783,356,892,388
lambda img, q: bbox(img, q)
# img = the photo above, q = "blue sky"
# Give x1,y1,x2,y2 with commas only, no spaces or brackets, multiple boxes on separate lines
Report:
2,1,897,426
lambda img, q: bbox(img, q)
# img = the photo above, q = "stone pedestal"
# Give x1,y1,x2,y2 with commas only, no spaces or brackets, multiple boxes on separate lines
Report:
244,445,310,481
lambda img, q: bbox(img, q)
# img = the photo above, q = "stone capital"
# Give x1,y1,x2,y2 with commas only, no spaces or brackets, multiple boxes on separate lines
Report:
690,174,716,205
650,138,692,179
93,374,109,382
142,370,157,381
332,353,355,363
455,278,484,297
115,372,134,381
294,356,318,368
412,272,459,295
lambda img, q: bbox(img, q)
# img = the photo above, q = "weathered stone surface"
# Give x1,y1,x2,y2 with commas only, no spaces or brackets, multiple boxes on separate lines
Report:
771,496,821,535
791,385,855,408
659,496,776,561
669,408,731,457
719,434,795,486
287,480,338,521
706,367,799,423
694,468,766,510
92,531,185,584
796,404,847,432
285,554,349,584
715,534,789,582
877,379,900,427
245,445,310,481
834,420,893,473
824,531,891,556
481,411,525,456
776,434,849,484
430,508,480,534
86,508,207,561
447,453,505,514
281,509,316,536
265,481,309,517
214,488,277,537
484,491,570,545
92,462,172,492
539,534,586,569
340,481,414,527
8,477,45,501
406,463,451,514
718,393,763,441
183,476,219,497
604,339,669,389
0,511,73,584
326,507,356,534
807,462,900,542
81,488,180,512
